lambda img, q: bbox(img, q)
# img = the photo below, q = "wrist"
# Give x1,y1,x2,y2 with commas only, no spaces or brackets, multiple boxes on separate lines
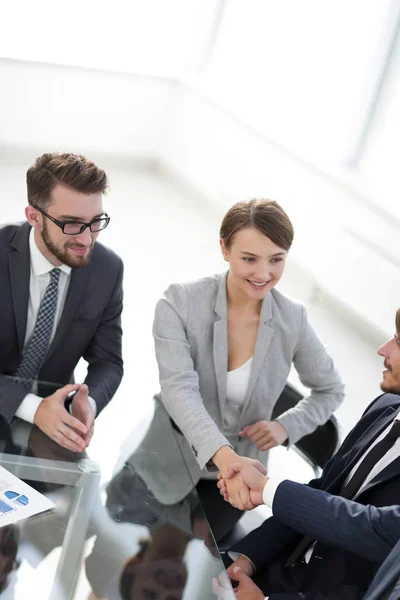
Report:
212,445,237,472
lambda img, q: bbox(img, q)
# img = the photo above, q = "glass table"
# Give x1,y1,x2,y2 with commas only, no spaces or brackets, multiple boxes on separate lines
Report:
0,384,235,600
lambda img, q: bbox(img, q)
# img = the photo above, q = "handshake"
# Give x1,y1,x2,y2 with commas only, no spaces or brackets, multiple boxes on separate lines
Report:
216,453,270,511
214,420,288,511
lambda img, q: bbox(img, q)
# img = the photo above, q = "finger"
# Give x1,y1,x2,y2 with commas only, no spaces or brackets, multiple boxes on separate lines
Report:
225,463,244,479
248,430,270,444
260,440,278,450
52,431,85,453
59,422,88,449
63,412,88,435
251,460,268,475
57,384,81,399
241,423,260,437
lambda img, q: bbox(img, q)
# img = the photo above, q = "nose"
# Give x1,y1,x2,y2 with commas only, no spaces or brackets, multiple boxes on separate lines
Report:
74,226,92,245
253,262,270,281
377,339,391,357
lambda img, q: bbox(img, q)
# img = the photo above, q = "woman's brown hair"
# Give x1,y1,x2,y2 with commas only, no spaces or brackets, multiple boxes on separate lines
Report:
219,198,294,251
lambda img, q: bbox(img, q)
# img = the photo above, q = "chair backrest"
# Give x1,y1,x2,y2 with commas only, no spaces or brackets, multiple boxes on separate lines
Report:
272,383,341,471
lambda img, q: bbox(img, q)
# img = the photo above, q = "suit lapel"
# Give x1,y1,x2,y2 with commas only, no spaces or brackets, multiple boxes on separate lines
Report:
213,273,228,412
9,223,31,352
45,266,89,360
326,407,397,493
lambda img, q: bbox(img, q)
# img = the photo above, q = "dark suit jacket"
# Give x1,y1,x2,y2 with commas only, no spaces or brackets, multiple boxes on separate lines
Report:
0,221,124,421
363,539,400,600
232,393,400,599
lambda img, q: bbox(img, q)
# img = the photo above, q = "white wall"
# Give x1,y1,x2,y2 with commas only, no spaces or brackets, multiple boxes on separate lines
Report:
161,85,400,338
0,58,178,158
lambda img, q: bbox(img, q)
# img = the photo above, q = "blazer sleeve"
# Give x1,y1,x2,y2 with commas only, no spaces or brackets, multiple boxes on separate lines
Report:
83,258,124,414
272,480,400,563
153,284,230,469
275,305,345,445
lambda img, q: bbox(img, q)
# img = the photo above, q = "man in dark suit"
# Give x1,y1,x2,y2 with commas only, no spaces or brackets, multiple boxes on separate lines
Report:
0,152,123,453
214,308,400,599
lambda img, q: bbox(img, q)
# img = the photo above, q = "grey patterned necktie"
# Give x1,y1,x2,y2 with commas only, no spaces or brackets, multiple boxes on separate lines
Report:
15,268,61,390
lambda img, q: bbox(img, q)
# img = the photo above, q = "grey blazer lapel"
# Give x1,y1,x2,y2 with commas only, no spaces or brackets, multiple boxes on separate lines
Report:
9,223,31,352
241,293,274,414
46,266,89,360
213,273,228,411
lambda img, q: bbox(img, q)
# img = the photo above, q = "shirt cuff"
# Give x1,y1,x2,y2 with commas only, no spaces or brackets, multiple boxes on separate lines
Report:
227,552,256,572
15,393,43,424
262,477,284,509
88,396,97,417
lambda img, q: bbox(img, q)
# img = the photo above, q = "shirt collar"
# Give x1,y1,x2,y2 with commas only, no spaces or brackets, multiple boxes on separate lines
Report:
29,228,71,277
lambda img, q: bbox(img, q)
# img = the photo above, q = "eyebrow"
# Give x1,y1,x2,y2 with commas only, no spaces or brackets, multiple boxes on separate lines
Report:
240,250,286,258
58,213,105,221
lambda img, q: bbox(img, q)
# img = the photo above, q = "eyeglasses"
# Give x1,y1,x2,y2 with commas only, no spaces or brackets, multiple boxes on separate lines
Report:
30,202,110,235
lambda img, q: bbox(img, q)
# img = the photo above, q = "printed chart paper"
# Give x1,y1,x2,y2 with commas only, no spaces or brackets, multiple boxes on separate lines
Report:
0,464,55,526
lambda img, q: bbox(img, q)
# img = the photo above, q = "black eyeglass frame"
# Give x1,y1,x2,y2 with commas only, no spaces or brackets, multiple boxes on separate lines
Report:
29,202,110,235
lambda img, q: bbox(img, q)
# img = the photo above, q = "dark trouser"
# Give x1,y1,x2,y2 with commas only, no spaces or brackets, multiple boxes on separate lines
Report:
253,558,307,596
195,478,244,543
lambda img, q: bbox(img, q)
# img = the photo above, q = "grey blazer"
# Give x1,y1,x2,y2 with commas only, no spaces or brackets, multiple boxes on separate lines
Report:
130,272,344,504
0,221,124,420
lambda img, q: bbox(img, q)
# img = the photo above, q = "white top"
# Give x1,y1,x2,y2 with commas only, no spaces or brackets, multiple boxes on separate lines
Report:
224,357,253,436
201,358,253,480
15,228,96,424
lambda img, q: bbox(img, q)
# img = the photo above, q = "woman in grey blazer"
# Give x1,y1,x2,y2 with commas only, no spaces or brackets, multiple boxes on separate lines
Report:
134,199,344,534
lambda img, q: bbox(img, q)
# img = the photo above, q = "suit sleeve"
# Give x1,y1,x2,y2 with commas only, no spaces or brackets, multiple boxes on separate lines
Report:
153,284,229,469
276,305,345,445
272,480,400,563
0,376,31,422
83,258,124,414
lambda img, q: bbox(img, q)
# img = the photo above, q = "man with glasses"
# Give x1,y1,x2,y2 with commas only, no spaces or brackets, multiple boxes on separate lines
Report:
0,152,123,452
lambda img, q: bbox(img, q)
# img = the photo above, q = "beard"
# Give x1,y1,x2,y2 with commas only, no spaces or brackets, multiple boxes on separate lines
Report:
380,378,400,395
42,220,94,268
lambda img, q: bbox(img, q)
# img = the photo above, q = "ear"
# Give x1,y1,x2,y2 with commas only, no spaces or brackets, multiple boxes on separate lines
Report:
25,205,41,229
220,238,229,262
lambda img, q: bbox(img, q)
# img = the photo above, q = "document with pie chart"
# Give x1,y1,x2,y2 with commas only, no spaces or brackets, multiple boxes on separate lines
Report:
0,465,55,526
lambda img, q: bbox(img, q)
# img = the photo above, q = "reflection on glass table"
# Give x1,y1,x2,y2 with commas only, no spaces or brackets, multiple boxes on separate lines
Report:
0,381,236,600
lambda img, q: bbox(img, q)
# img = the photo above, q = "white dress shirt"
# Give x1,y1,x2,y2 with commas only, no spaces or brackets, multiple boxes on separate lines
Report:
15,228,96,423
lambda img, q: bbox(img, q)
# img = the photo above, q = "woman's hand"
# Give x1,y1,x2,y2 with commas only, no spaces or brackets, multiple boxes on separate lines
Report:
239,420,288,450
212,447,267,510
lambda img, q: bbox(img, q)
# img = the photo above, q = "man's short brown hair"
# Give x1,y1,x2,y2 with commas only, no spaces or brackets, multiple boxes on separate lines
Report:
27,152,108,210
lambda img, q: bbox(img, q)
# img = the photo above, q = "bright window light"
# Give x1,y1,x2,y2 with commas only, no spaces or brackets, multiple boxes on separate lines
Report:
0,0,219,77
199,0,398,166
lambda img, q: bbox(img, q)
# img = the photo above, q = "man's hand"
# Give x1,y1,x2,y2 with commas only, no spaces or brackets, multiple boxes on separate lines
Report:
239,420,288,450
230,567,264,599
226,555,254,579
212,558,257,599
217,462,269,506
71,384,95,446
34,384,88,452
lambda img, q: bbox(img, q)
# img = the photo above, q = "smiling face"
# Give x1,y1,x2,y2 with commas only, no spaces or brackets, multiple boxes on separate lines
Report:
377,311,400,394
26,183,104,268
220,226,287,302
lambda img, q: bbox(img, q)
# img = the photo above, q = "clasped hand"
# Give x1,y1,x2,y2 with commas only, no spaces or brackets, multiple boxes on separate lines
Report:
34,383,94,452
219,457,268,510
